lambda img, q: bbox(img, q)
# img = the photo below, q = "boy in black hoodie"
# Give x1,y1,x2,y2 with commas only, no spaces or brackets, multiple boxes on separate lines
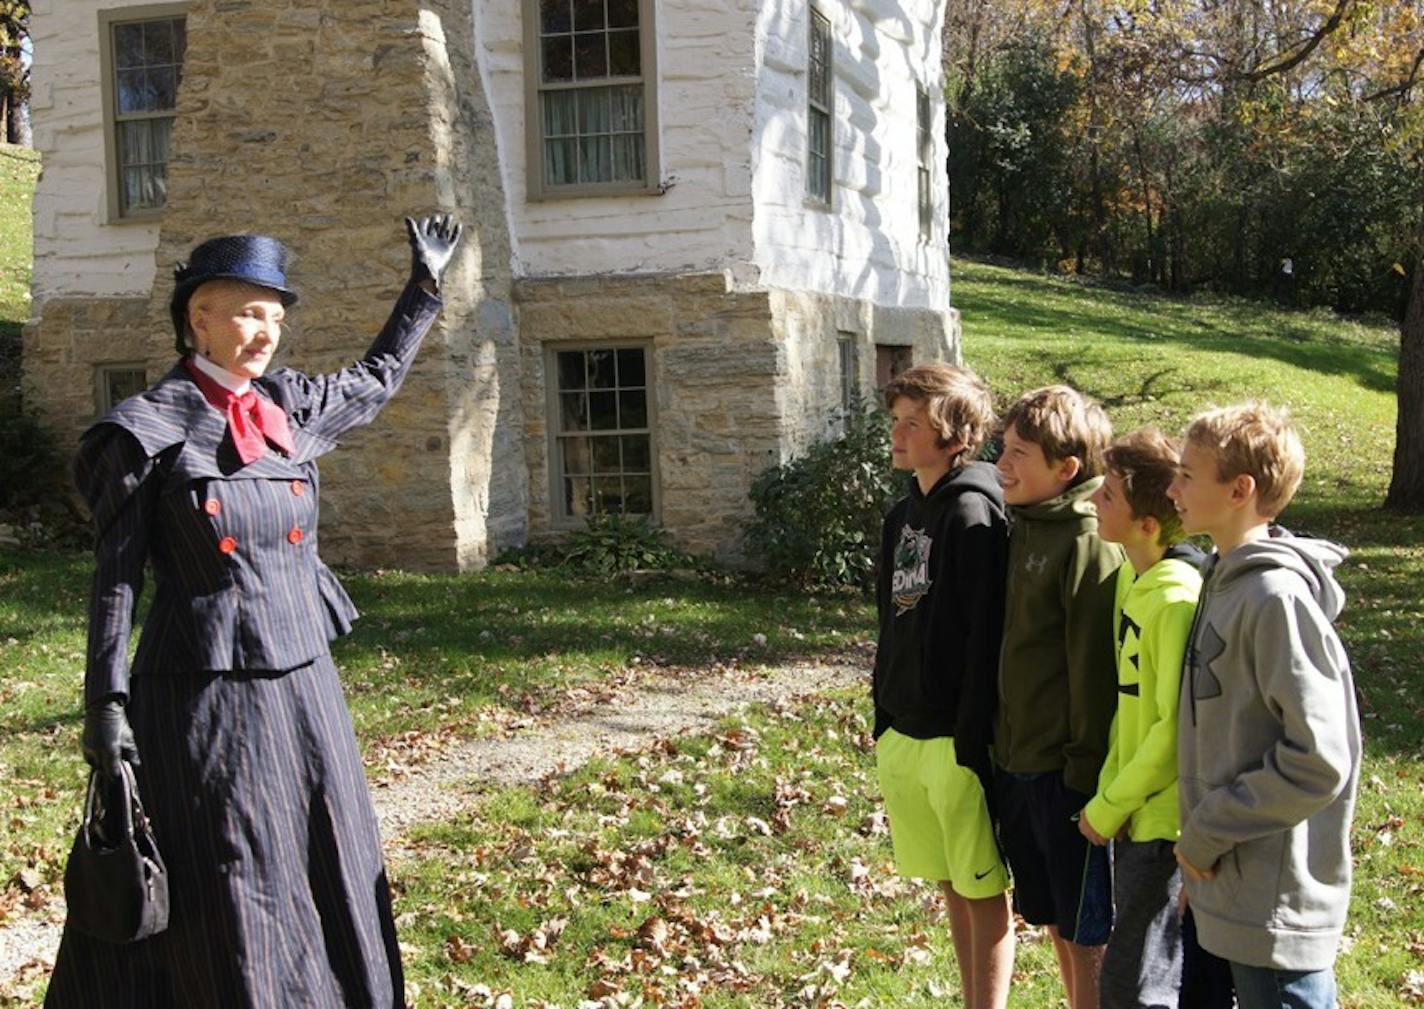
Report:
873,363,1013,1009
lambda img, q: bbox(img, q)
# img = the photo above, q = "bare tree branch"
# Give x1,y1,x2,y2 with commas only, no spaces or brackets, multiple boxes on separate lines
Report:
1364,46,1424,102
1234,0,1356,83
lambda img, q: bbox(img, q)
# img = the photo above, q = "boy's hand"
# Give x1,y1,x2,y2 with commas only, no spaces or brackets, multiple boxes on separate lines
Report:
1078,812,1110,846
1174,844,1218,882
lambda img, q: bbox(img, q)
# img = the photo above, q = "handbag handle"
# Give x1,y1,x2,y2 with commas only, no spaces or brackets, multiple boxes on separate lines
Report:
83,764,149,847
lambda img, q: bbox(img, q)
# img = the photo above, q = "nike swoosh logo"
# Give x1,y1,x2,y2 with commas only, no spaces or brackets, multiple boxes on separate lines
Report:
974,867,995,880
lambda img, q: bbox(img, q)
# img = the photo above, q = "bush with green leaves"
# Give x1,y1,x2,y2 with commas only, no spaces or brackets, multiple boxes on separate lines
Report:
746,407,900,590
498,514,697,576
0,392,62,512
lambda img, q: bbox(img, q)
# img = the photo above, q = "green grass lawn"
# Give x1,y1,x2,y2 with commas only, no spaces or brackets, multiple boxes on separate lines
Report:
0,144,39,345
2,250,1421,1006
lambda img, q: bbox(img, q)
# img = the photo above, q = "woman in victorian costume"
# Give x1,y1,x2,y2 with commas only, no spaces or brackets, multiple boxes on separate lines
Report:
45,215,462,1008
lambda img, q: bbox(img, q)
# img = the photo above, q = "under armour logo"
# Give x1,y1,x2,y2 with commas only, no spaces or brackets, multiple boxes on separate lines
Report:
1024,553,1049,575
1191,624,1227,700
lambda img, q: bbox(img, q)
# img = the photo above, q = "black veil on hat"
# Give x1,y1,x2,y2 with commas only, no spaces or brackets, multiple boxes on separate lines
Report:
169,235,299,355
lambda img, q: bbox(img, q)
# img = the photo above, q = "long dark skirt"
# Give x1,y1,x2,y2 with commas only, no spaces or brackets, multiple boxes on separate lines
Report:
46,656,403,1008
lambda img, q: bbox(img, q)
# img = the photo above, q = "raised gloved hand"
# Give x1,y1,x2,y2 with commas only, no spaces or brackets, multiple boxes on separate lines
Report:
82,698,140,781
405,214,463,291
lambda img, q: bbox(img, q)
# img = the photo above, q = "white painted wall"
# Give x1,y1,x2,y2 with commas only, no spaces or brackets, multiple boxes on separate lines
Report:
751,0,949,311
28,0,166,302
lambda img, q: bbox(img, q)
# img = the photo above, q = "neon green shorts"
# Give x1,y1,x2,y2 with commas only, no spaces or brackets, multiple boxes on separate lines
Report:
875,728,1010,898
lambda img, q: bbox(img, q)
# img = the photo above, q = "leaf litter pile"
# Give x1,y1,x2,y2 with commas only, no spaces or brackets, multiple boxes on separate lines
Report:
390,689,1060,1008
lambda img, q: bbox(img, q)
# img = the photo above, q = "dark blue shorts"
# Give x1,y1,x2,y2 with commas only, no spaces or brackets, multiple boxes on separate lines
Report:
995,769,1112,946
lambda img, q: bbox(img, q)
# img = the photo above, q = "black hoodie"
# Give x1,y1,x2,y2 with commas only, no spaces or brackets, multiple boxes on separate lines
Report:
872,461,1009,774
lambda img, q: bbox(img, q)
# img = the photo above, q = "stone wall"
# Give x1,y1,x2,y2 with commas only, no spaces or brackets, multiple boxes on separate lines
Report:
25,0,526,571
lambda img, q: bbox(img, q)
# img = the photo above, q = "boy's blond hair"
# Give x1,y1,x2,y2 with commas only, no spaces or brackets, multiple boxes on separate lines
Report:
1001,384,1112,486
1105,429,1185,546
883,362,996,470
1184,401,1305,519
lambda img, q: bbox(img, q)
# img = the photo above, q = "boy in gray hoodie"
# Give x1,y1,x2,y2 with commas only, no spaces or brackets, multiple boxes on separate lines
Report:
1168,402,1360,1009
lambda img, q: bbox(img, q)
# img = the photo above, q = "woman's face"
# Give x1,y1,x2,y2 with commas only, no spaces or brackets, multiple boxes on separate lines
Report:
188,281,285,380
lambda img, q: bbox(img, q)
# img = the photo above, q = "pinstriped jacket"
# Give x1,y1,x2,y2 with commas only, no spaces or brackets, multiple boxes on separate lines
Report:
75,282,442,705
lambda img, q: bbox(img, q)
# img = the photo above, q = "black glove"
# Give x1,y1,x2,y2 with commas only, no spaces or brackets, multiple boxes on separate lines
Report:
405,214,463,291
82,699,140,781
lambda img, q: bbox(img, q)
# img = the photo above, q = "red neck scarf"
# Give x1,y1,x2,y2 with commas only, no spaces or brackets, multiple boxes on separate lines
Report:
184,359,295,465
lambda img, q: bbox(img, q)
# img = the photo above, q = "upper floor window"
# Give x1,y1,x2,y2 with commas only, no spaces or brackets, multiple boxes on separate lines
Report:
917,85,934,239
99,6,188,221
806,8,833,206
524,0,661,199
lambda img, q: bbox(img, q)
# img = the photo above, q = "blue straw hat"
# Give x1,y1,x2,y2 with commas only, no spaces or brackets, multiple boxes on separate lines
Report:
170,235,299,354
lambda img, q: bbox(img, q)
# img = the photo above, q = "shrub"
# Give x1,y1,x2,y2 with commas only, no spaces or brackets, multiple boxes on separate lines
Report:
0,392,63,512
746,407,900,590
496,514,697,576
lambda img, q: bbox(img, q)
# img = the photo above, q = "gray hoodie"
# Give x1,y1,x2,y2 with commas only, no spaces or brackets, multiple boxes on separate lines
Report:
1177,529,1360,972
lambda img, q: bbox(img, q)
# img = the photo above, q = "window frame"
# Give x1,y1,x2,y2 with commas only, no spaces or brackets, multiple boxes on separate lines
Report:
916,83,934,240
805,5,834,208
837,331,859,415
98,3,189,224
543,341,661,527
522,0,662,200
95,363,149,416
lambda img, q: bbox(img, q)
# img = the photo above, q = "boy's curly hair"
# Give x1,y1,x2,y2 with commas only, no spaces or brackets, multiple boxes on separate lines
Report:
1001,385,1112,486
1105,429,1185,546
883,363,996,470
1184,402,1305,519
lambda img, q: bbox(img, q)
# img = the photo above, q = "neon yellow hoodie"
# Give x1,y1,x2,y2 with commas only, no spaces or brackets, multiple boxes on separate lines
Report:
1082,549,1202,842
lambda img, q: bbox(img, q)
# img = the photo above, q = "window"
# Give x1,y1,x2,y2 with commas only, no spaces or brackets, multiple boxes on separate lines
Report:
96,365,148,415
524,0,660,198
548,345,656,521
806,8,833,205
917,85,934,239
838,333,859,412
99,6,188,221
876,345,913,391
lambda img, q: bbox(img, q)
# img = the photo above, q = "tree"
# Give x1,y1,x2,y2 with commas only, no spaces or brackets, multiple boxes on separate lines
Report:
0,1,30,146
1387,225,1424,511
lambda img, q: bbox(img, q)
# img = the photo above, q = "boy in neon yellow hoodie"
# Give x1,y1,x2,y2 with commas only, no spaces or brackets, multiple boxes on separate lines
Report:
1079,429,1203,1009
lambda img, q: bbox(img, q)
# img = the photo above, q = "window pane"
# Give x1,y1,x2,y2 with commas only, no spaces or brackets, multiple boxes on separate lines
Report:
623,475,652,514
544,138,578,185
619,389,647,429
543,90,578,136
616,347,645,386
560,391,589,431
574,32,608,79
809,110,828,159
565,476,593,517
622,434,650,471
122,166,155,212
578,88,610,134
589,391,618,430
573,0,605,30
116,69,148,114
588,348,617,388
593,477,624,512
557,350,586,390
144,19,175,65
542,35,574,82
578,135,612,182
102,369,148,412
591,436,621,473
113,23,145,68
174,19,187,61
541,0,572,33
149,66,178,110
611,134,644,182
561,436,591,475
608,85,643,131
608,0,639,28
608,29,640,76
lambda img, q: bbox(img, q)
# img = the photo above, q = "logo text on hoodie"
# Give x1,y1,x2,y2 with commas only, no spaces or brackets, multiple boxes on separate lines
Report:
891,525,933,615
1190,623,1227,699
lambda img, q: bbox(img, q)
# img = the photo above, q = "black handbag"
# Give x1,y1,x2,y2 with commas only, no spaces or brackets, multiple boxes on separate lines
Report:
63,763,170,944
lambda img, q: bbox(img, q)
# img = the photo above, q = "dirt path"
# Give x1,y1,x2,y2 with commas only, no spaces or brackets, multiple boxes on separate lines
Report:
0,658,864,992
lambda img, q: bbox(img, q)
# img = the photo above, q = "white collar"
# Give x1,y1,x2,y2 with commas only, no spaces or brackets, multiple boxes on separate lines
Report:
189,352,252,395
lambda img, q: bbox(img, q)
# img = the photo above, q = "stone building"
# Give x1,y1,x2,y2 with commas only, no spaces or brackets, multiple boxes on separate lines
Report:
23,0,961,570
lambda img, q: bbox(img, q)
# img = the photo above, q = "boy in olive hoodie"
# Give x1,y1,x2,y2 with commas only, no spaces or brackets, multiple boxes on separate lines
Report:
873,363,1013,1009
1078,429,1204,1009
1168,403,1359,1009
992,385,1123,1009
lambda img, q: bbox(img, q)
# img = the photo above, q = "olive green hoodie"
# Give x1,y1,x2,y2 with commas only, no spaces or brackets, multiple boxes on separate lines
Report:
993,477,1124,796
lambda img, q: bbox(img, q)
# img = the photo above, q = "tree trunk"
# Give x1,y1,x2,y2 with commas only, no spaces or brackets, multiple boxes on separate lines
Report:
1386,234,1424,511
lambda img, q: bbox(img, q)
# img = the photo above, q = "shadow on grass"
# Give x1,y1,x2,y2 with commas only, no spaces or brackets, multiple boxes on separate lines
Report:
958,271,1398,395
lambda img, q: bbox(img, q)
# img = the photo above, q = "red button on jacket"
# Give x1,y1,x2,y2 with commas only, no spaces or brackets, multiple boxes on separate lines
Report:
218,536,238,554
291,481,305,497
204,498,222,516
287,527,304,545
